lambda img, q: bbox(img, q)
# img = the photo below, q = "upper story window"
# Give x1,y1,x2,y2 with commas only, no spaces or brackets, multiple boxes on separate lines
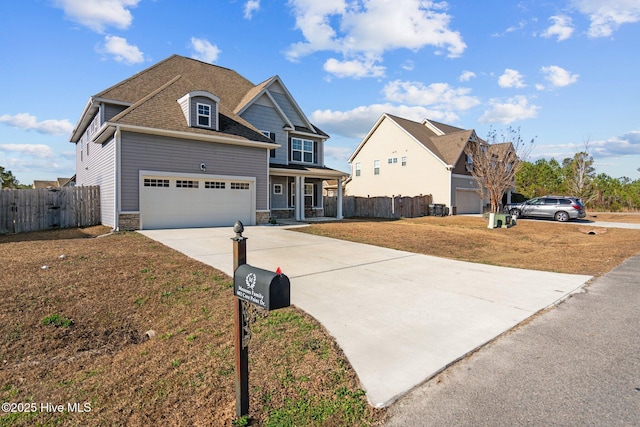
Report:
262,131,277,158
291,138,315,163
402,156,407,166
178,91,220,130
374,160,380,175
197,103,211,127
355,162,361,176
465,153,473,172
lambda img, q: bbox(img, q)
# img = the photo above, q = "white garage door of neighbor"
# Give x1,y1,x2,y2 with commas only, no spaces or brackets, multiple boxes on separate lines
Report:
456,189,482,214
140,176,253,229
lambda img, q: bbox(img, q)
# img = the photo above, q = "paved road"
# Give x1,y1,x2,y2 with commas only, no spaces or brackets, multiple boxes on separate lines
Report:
382,253,640,426
139,226,590,407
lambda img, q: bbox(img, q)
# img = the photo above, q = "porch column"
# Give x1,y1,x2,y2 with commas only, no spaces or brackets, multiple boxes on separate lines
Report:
299,176,305,221
294,176,301,221
336,177,344,220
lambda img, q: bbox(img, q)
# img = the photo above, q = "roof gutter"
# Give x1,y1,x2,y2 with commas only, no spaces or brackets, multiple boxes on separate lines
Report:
91,122,280,150
70,97,132,143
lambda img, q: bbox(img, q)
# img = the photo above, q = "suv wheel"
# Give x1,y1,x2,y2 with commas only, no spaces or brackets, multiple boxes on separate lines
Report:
509,208,521,218
554,211,569,222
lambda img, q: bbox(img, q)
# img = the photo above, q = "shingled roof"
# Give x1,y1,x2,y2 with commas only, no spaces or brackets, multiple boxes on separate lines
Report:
384,114,478,166
75,55,324,144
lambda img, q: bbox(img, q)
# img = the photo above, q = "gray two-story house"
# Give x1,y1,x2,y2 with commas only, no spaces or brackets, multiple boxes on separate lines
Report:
70,55,346,230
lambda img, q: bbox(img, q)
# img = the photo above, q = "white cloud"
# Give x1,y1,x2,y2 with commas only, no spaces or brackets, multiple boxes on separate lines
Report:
323,57,385,79
286,0,466,78
591,131,640,157
0,144,56,159
101,35,144,64
0,113,74,136
244,0,260,19
540,65,579,88
382,80,480,111
498,69,526,88
402,60,415,71
311,103,459,139
53,0,140,33
479,95,540,124
323,145,354,163
190,37,221,63
459,70,476,82
541,15,575,41
571,0,640,37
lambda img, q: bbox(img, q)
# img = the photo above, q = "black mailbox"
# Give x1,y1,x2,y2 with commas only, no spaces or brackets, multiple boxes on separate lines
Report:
234,264,290,311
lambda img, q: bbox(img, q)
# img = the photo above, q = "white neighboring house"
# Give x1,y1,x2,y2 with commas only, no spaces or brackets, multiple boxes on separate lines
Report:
346,113,492,214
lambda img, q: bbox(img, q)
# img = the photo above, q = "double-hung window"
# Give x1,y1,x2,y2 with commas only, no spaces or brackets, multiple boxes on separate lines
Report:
197,103,211,127
291,138,314,163
374,160,380,175
355,162,361,176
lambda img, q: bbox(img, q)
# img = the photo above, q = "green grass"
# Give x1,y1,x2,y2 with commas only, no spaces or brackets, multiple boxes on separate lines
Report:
41,314,73,328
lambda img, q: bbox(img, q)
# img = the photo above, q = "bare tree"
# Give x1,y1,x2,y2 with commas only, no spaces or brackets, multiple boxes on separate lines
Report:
464,126,535,212
563,140,597,204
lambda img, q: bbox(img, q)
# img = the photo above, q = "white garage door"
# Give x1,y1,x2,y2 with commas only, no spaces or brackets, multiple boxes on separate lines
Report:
140,175,254,229
455,189,482,214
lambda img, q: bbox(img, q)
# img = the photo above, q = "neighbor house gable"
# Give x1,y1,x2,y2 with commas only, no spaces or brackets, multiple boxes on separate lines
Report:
350,114,451,168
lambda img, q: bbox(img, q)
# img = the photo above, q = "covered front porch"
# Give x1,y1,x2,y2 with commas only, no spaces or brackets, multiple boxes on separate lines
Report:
269,164,347,221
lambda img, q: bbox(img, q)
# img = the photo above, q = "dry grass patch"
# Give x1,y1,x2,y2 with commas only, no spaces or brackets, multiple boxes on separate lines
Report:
586,212,640,223
0,229,382,426
297,216,640,276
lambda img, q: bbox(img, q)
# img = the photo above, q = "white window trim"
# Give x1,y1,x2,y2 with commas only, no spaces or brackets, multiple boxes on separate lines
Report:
355,162,361,176
196,102,211,127
374,160,380,175
291,137,315,164
273,184,283,195
304,183,314,208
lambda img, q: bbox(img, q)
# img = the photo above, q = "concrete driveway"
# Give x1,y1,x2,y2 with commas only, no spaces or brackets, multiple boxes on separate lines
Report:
139,225,592,407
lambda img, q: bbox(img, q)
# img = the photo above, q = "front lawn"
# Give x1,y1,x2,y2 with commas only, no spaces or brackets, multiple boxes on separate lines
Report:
296,215,640,276
0,228,382,426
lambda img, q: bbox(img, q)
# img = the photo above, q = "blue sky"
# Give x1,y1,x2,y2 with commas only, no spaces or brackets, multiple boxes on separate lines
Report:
1,0,639,185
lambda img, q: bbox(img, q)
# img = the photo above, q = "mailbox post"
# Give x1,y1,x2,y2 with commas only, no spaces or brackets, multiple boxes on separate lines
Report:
231,221,290,420
231,221,249,418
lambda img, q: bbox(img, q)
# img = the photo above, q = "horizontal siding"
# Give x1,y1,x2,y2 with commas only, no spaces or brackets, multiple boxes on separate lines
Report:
76,138,116,227
270,91,306,128
104,104,127,122
120,132,268,211
242,103,287,164
347,117,450,204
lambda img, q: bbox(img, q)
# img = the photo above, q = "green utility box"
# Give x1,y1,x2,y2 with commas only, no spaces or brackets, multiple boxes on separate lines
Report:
487,212,514,229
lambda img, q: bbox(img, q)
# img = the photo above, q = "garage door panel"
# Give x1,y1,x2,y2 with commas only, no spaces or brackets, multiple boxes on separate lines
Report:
456,190,482,214
141,176,252,229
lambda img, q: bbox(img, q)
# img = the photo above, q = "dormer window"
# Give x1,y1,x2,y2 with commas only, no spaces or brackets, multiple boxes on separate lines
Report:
197,103,211,127
177,91,220,130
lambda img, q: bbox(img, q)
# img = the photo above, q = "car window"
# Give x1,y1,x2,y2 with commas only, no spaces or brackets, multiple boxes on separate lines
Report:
528,198,542,205
545,198,559,204
559,199,571,205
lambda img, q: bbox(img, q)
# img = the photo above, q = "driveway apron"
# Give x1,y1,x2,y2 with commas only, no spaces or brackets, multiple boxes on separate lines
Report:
139,226,592,407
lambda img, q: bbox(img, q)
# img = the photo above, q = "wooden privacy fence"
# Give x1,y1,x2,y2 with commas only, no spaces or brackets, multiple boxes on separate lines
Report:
0,186,100,234
324,194,433,219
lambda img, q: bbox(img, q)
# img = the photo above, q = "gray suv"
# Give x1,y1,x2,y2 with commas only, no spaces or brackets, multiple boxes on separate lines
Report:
504,196,586,222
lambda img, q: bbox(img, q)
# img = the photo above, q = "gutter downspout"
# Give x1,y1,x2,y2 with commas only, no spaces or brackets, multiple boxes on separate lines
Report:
115,126,122,231
446,165,453,214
